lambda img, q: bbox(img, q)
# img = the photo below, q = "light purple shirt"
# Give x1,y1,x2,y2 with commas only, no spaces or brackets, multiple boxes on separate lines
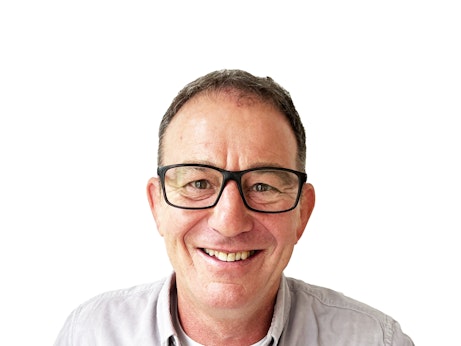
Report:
54,273,414,345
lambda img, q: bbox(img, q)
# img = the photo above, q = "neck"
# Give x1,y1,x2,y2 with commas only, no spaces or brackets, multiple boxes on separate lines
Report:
175,286,277,346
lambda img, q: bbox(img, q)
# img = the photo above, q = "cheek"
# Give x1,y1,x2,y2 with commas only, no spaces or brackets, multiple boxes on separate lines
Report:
253,216,301,261
158,208,207,241
265,215,301,244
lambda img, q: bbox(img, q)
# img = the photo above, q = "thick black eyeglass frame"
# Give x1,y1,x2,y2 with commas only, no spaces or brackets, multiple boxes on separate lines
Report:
157,163,308,214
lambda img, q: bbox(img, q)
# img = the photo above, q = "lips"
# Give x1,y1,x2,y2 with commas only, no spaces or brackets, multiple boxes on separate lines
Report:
203,248,256,262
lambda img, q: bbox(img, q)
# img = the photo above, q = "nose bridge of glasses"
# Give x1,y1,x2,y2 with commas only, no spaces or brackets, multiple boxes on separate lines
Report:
219,170,245,199
213,169,253,210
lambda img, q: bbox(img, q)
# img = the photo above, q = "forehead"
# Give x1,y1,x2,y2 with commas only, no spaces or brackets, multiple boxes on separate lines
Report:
161,92,298,169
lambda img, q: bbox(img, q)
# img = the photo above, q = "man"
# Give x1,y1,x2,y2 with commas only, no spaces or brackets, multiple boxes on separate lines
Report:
55,69,414,345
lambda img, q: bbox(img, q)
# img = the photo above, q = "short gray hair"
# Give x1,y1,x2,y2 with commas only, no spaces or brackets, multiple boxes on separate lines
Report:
158,69,306,170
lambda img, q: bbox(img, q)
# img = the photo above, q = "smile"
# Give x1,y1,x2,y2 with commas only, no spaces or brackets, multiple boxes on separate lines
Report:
203,248,256,262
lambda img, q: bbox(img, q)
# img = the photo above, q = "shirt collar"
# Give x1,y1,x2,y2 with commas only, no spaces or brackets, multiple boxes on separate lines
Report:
157,272,178,345
266,274,291,345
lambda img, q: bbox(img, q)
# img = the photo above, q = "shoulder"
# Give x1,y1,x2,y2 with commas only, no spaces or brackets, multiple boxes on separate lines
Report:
287,276,387,319
54,276,172,345
70,277,170,328
283,277,413,345
75,279,166,314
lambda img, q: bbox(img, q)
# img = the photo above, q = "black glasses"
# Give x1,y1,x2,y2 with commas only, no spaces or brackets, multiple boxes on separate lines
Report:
157,164,307,213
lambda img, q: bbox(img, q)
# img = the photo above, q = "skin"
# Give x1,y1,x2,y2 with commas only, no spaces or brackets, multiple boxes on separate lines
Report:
147,91,315,345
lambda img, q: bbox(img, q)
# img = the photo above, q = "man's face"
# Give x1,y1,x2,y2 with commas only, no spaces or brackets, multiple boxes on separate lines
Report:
147,92,314,315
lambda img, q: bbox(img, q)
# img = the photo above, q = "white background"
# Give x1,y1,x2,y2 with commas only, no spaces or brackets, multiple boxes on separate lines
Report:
1,1,460,345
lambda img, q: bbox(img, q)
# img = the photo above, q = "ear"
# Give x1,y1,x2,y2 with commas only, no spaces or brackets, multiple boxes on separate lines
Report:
296,183,315,241
146,177,164,236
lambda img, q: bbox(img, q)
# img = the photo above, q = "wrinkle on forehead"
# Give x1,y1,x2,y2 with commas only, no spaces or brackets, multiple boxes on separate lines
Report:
162,91,298,170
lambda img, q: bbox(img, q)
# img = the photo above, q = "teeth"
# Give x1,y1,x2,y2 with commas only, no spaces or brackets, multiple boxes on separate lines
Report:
203,249,255,262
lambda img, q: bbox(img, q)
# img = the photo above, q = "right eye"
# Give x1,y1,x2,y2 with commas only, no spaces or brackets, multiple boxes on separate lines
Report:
187,179,211,190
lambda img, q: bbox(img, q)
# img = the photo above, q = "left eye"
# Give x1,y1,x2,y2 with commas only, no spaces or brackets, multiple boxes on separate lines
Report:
252,183,273,192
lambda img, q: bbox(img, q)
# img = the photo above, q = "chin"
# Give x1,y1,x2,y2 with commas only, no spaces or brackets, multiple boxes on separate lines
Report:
202,282,257,310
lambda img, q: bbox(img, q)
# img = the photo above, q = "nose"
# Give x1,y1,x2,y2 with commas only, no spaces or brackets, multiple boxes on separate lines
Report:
208,181,253,237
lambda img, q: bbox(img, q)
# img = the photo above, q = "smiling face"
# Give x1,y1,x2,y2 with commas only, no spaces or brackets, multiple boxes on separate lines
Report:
147,91,315,318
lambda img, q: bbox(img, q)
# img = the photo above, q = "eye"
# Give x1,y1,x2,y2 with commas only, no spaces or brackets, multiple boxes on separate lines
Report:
252,183,274,192
189,180,211,190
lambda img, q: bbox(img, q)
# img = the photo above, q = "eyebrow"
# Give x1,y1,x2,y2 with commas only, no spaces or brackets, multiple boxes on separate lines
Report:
245,162,286,170
175,160,287,170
